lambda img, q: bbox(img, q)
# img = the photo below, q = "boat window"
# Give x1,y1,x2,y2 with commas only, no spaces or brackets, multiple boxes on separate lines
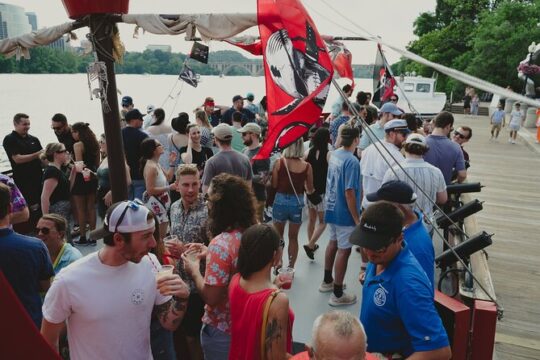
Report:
416,83,431,93
403,83,414,92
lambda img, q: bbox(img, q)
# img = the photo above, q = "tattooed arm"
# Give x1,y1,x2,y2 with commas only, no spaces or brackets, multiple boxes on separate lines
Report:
264,293,292,360
154,274,190,331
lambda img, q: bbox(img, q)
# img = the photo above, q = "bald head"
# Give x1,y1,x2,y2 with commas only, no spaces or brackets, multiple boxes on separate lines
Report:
311,311,367,360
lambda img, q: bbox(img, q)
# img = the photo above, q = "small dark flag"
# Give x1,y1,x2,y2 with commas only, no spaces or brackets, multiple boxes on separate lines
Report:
179,65,200,87
189,42,209,64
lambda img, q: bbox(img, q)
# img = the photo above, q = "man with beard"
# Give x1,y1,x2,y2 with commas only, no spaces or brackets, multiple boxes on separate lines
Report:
239,123,270,222
41,200,190,359
360,119,408,209
221,95,256,125
51,113,75,154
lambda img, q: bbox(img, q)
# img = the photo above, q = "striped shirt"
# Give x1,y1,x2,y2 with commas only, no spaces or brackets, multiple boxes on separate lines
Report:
383,158,446,227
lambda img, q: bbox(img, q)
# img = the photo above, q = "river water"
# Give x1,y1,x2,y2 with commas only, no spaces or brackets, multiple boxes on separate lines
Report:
0,74,372,172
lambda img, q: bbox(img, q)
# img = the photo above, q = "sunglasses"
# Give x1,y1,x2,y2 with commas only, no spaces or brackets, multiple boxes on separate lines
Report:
111,200,143,233
241,132,252,137
390,98,398,102
453,131,466,139
36,227,52,235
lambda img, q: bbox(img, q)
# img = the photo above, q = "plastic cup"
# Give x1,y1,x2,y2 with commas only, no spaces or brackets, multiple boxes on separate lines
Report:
163,235,180,246
155,265,174,281
185,250,200,262
277,267,295,290
82,168,91,182
74,161,85,172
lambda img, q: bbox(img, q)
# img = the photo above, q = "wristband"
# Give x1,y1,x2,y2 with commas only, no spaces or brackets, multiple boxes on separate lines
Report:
279,239,285,248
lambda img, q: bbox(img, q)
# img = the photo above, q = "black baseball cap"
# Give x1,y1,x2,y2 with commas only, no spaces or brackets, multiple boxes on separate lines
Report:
366,180,417,204
125,109,144,122
349,202,403,250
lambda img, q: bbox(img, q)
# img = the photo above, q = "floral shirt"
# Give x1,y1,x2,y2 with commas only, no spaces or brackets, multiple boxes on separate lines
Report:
0,174,27,213
169,195,209,291
202,230,242,334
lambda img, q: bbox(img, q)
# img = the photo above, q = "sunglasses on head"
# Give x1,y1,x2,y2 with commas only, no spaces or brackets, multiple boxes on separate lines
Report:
56,149,67,154
35,227,52,235
111,200,143,233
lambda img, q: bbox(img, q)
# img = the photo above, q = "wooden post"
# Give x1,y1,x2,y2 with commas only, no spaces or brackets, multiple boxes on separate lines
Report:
88,14,128,202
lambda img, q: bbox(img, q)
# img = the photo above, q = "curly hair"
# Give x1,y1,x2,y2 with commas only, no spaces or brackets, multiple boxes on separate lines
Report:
71,122,99,168
207,173,256,237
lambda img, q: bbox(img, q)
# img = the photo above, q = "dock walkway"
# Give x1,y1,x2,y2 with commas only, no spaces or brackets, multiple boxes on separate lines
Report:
453,114,540,359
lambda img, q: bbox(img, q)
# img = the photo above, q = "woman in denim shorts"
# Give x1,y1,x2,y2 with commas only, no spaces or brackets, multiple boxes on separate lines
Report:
271,138,314,269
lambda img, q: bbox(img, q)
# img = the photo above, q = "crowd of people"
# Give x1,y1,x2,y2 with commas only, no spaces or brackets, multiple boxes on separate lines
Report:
0,87,476,359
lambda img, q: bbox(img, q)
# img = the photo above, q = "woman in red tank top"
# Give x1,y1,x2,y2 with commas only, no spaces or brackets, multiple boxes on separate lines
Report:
228,224,294,360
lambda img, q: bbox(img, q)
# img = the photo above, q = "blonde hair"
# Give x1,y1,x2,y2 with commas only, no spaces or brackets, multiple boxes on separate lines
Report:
195,110,212,129
176,164,199,178
42,142,65,162
282,137,305,159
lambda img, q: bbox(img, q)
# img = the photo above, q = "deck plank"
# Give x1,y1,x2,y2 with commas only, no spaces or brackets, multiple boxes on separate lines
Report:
454,115,540,359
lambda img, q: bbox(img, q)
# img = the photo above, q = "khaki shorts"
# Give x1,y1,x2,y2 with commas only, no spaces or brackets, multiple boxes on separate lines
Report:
491,123,502,131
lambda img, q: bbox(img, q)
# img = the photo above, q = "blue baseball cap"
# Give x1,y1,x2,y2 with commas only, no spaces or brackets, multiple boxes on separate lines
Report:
379,102,403,116
121,96,133,106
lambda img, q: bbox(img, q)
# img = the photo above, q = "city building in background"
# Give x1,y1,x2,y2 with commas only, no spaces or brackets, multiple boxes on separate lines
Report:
146,44,172,53
0,3,32,39
25,11,37,31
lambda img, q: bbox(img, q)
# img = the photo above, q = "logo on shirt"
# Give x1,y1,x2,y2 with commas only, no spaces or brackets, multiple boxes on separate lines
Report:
131,289,145,305
373,287,387,307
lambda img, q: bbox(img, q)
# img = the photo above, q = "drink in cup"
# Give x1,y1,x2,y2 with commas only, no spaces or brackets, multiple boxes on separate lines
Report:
277,267,295,290
163,235,180,246
155,265,174,281
74,161,85,172
185,249,200,262
82,168,91,182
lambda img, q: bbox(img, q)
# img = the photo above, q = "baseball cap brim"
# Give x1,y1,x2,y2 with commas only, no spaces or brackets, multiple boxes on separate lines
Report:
349,224,395,250
88,227,110,241
365,191,381,203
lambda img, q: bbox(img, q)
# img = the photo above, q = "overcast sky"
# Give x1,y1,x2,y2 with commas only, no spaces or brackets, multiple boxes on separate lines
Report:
7,0,436,64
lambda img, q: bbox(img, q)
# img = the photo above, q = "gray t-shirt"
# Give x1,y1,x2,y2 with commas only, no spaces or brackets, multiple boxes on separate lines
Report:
424,135,465,184
202,150,253,186
243,146,270,201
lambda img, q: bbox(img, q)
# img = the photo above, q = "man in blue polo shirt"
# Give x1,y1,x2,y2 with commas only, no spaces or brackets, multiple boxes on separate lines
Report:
365,180,435,291
350,202,450,359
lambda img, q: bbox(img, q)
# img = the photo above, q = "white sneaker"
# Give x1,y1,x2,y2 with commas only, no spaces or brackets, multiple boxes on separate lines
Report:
508,138,512,143
329,292,357,306
511,140,516,144
318,281,347,293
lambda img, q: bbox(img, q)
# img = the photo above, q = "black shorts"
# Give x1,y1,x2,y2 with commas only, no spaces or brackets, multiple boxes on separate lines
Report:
181,293,205,337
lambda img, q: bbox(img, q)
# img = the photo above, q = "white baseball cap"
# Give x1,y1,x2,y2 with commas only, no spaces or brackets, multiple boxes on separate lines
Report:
89,200,154,240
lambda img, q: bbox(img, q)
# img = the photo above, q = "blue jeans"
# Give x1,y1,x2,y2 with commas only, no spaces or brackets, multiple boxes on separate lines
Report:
150,317,176,360
129,179,146,201
200,324,230,360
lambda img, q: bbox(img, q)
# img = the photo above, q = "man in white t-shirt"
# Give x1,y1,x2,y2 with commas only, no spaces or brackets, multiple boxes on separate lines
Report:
360,119,408,209
41,200,190,360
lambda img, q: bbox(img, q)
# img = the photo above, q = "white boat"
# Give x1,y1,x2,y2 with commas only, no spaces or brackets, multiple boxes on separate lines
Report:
394,75,447,116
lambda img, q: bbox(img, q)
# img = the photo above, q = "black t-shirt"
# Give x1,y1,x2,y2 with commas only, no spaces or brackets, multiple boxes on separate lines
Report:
122,126,149,180
179,146,214,174
55,130,75,154
221,107,255,125
243,146,270,201
2,131,43,203
43,165,70,204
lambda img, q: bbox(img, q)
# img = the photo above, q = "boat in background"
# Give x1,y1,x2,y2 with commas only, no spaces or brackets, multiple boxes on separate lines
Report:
394,75,447,117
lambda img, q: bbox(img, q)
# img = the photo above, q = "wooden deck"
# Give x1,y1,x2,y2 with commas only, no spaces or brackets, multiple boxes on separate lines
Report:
453,114,540,359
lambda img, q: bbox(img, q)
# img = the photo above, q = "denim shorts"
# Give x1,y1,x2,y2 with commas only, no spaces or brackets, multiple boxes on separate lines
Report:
273,192,304,224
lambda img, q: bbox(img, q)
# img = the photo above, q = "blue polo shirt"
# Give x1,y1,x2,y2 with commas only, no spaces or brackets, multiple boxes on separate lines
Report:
403,211,435,291
360,244,448,357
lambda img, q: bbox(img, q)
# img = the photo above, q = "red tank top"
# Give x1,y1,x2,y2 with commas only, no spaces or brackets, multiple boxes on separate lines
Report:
228,273,294,360
276,158,309,195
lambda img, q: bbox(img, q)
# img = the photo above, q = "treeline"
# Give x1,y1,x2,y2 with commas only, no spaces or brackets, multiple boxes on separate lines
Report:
392,0,540,98
0,49,258,75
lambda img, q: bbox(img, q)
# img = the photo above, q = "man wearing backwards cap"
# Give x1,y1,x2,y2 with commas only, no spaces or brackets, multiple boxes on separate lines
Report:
365,180,435,290
352,202,451,359
359,101,403,150
382,133,447,234
360,119,409,209
42,200,190,360
201,123,253,194
221,94,256,125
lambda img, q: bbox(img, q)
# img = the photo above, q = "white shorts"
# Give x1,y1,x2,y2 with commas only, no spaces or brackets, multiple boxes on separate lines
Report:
328,224,355,249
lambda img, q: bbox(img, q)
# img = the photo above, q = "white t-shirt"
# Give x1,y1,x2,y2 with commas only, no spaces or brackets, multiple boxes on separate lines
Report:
360,140,404,208
509,110,523,126
43,252,170,360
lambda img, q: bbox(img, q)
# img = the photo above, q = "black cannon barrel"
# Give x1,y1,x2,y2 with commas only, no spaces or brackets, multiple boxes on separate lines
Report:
436,231,493,268
436,199,484,228
446,182,483,195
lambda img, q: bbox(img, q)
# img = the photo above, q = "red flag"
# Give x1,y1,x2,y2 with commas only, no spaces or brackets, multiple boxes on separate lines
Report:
324,36,355,89
224,36,263,56
373,44,395,104
254,0,333,159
